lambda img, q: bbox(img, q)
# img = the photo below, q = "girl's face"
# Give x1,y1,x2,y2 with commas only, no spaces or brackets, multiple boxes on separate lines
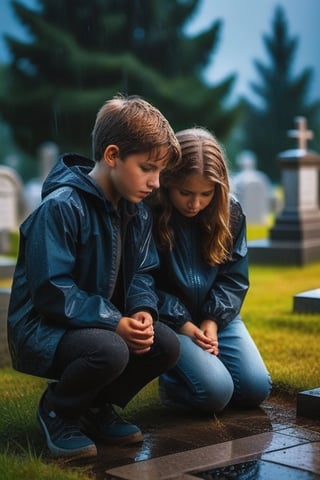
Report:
169,174,215,217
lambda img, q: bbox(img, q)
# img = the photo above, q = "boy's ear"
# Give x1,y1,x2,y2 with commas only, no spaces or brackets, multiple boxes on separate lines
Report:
103,145,119,167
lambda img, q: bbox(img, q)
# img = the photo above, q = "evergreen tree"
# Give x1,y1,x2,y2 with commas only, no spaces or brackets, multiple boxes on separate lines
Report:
0,0,240,157
242,6,319,183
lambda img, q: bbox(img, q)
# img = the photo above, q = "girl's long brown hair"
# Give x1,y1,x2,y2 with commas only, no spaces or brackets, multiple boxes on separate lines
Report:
152,127,233,265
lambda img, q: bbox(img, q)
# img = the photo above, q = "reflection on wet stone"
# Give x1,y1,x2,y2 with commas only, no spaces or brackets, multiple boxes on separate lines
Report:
195,459,319,480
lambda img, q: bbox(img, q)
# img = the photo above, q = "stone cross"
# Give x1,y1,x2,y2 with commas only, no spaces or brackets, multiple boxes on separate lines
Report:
287,116,314,150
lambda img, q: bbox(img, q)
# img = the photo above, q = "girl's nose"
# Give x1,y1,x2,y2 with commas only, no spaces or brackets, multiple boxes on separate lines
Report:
189,196,200,208
148,173,160,190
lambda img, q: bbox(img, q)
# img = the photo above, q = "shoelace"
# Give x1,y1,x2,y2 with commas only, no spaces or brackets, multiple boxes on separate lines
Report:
48,411,85,440
91,406,125,426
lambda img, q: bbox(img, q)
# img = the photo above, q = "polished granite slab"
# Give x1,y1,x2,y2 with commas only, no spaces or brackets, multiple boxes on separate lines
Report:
195,459,318,480
105,430,320,479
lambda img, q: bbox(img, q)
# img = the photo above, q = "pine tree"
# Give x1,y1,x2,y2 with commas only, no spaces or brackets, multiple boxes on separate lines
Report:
242,6,319,183
0,0,240,157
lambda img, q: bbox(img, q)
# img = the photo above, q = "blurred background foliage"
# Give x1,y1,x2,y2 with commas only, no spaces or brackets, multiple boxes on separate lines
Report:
0,0,319,183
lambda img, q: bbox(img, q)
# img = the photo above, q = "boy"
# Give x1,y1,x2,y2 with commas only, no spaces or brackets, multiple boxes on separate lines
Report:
7,95,181,459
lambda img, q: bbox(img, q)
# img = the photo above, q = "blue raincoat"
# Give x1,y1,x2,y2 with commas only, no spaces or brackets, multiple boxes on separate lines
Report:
7,154,159,377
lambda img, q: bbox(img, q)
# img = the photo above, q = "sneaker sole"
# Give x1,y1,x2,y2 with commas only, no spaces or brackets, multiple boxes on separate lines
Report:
37,411,97,459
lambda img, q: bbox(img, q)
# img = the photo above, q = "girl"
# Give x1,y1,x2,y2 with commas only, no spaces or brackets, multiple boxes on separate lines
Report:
150,127,271,414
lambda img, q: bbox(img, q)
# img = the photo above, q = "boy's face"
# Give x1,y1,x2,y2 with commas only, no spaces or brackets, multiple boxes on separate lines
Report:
109,148,168,204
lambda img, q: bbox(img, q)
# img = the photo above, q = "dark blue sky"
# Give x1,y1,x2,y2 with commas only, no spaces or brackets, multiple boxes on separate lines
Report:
1,0,319,103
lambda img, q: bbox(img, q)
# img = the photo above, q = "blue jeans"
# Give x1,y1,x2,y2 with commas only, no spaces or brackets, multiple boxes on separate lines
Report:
160,316,272,413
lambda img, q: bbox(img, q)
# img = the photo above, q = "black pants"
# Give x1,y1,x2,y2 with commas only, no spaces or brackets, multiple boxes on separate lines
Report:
46,322,180,419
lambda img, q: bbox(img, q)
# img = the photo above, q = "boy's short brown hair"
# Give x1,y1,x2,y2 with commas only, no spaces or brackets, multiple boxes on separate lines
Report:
92,94,181,167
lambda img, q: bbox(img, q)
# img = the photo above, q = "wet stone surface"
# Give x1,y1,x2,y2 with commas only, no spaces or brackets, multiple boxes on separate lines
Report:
61,395,320,480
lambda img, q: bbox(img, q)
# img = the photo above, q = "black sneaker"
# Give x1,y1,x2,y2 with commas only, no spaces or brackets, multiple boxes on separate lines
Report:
37,391,97,458
80,405,143,445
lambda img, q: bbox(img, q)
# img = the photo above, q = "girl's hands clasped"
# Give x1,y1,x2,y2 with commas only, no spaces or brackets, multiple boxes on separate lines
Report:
179,319,219,355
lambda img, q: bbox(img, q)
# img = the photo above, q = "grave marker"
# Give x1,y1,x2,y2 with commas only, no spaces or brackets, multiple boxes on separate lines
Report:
24,141,59,213
232,151,272,225
248,116,320,265
0,166,23,253
288,116,313,150
0,287,11,367
297,388,320,420
293,288,320,313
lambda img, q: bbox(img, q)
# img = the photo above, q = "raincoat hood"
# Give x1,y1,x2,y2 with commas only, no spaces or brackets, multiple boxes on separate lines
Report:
42,153,104,204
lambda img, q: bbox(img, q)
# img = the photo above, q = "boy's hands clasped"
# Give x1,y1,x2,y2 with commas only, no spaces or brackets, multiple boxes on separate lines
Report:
179,319,219,355
116,311,154,355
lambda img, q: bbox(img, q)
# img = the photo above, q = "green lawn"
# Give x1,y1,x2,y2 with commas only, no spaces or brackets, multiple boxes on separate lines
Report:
1,223,320,478
244,223,320,394
243,261,320,394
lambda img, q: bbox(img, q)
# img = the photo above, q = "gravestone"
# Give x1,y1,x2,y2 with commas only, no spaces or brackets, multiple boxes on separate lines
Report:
0,256,15,279
248,116,320,265
0,287,11,367
0,166,24,254
24,141,59,213
232,151,272,225
293,288,320,313
297,388,320,420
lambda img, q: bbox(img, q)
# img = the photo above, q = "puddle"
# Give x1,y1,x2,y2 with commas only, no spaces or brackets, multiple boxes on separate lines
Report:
194,459,320,479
